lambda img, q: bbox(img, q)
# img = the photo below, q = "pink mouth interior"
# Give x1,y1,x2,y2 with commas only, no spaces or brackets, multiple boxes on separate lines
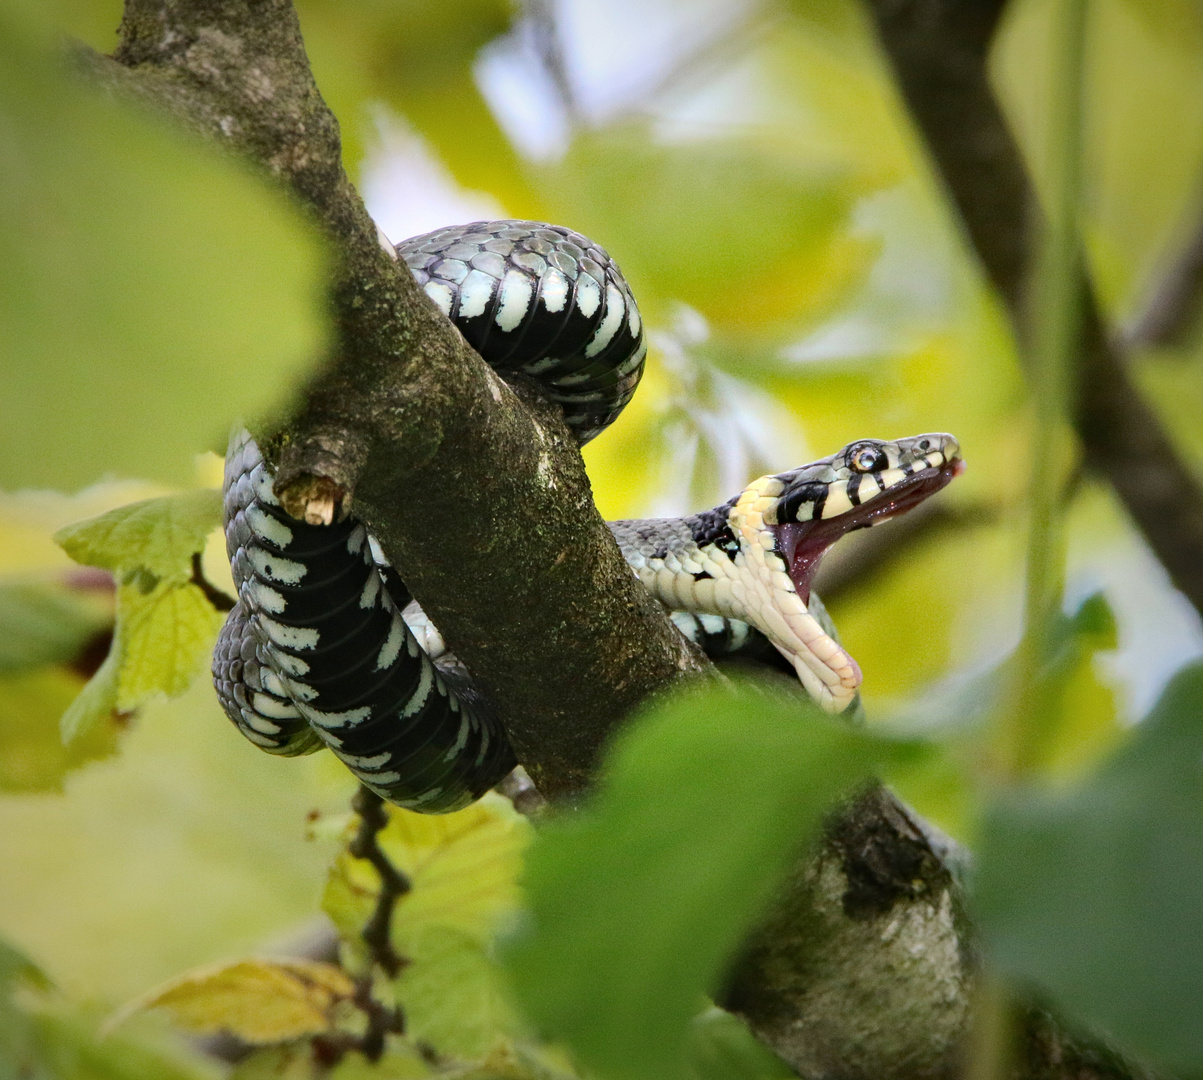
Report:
770,459,964,605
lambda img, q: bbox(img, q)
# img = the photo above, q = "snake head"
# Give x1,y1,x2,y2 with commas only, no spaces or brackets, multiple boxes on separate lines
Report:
729,433,963,713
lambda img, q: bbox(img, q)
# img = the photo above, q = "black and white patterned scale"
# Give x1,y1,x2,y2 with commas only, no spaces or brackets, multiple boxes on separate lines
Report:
214,221,657,811
213,219,961,811
402,220,646,443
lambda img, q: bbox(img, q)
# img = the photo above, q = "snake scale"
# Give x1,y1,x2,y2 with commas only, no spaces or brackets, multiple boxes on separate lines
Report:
213,220,963,813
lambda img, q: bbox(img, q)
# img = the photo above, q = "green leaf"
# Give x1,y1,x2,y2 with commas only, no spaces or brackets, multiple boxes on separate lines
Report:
60,577,225,743
54,492,222,582
57,633,122,746
1,666,121,792
975,659,1203,1073
0,15,329,491
434,1040,582,1080
323,794,531,1060
326,1043,432,1080
115,582,224,711
234,1042,433,1080
229,1045,324,1080
503,680,910,1080
685,1008,793,1080
53,492,227,741
323,794,531,954
397,926,524,1059
0,581,109,674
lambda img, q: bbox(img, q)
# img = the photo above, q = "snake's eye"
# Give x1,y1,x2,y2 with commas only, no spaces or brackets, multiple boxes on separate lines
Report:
850,445,886,473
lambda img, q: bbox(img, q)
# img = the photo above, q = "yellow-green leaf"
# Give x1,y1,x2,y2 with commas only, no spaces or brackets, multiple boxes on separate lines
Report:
323,794,531,1060
115,581,225,711
124,958,355,1044
54,491,222,582
326,1044,433,1080
434,1039,582,1080
232,1042,433,1080
323,794,531,954
2,665,122,790
54,491,227,742
397,926,525,1058
58,625,123,745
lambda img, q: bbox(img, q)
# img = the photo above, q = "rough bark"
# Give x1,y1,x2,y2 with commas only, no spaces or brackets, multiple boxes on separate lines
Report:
89,0,709,801
722,781,1161,1080
723,785,975,1080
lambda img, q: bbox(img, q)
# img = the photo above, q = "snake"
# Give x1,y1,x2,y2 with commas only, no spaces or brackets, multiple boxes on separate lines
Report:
212,220,963,813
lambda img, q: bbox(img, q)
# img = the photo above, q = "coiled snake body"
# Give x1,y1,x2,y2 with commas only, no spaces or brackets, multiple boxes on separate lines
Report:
213,221,963,813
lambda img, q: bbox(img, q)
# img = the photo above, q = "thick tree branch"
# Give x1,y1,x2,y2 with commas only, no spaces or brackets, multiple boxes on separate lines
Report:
97,0,709,801
866,0,1203,618
723,785,975,1080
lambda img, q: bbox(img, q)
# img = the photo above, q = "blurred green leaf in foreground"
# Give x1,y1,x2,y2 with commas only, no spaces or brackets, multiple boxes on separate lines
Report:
976,660,1203,1075
504,680,924,1080
0,9,329,492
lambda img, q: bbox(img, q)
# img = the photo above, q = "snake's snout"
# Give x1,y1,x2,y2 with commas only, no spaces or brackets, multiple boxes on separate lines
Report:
897,431,960,471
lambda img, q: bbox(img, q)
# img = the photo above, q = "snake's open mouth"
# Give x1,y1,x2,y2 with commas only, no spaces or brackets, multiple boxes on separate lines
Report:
771,458,965,606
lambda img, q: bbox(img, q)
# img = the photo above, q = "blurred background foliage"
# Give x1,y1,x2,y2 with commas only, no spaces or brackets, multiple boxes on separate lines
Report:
2,0,1203,1076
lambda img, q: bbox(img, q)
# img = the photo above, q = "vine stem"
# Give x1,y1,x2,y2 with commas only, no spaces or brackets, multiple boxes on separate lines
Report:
1003,0,1089,783
976,1,1089,1077
348,786,412,977
190,552,235,611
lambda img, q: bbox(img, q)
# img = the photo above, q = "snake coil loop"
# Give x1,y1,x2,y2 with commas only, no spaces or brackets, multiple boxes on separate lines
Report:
214,220,963,812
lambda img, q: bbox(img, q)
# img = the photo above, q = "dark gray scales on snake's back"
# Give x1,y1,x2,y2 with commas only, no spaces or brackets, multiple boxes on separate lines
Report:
213,220,964,813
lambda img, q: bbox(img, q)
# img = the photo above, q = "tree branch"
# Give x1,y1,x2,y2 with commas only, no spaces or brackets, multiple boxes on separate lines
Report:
865,0,1203,618
96,0,709,802
1121,196,1203,348
722,784,975,1080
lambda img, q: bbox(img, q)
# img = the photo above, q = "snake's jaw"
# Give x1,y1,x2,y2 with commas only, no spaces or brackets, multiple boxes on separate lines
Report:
733,433,963,714
728,477,863,713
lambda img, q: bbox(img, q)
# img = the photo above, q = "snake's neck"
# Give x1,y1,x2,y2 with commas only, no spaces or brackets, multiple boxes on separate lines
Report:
609,494,862,713
609,501,745,620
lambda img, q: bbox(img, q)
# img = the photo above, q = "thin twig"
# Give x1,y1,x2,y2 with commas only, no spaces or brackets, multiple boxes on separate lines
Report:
190,552,235,612
524,0,579,124
337,785,411,1062
349,786,412,977
1122,194,1203,348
